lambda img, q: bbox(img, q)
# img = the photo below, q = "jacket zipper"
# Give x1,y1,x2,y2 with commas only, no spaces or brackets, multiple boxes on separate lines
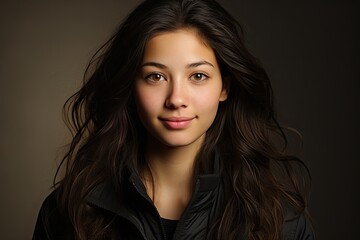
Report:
87,199,148,240
172,179,200,240
131,180,168,240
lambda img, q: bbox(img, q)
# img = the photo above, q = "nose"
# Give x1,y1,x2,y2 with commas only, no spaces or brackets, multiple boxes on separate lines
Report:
165,80,188,109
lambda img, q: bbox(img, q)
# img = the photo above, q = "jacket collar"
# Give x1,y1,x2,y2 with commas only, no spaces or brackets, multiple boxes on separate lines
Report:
86,151,222,216
86,171,221,214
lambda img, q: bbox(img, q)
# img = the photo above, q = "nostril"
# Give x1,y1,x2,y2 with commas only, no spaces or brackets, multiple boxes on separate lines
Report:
165,98,187,109
165,100,176,109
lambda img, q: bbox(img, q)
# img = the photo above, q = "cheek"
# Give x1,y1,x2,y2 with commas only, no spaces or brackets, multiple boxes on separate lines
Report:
135,86,163,117
194,97,220,129
194,86,223,112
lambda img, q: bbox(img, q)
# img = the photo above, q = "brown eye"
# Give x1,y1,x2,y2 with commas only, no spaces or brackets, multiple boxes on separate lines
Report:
190,73,208,81
146,73,165,82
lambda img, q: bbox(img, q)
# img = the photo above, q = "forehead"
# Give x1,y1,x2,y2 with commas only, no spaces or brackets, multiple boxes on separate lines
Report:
142,28,216,65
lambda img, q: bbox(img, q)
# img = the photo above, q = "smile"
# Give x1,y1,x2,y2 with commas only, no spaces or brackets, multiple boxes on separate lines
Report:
159,117,195,129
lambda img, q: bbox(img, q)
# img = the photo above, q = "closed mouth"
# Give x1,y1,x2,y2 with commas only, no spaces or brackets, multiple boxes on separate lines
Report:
158,116,195,129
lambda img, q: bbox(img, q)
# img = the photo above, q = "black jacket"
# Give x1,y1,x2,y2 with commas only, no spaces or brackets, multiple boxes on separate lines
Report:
33,169,315,240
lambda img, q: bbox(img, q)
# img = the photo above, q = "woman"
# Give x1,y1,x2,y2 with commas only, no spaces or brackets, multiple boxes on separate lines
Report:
33,0,315,239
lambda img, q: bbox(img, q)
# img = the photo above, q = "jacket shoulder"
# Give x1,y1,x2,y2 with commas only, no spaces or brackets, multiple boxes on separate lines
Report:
33,190,73,240
282,211,316,240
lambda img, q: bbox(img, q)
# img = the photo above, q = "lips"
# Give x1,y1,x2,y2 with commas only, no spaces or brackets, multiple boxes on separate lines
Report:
159,116,195,129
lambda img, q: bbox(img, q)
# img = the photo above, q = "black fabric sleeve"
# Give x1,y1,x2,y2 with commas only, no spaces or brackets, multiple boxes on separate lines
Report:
32,190,73,240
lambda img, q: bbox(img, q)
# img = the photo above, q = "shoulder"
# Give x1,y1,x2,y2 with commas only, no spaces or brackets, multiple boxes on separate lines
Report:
282,210,316,240
33,189,73,240
36,190,58,215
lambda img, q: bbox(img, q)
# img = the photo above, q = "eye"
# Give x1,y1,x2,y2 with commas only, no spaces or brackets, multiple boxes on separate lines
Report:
190,73,208,82
145,73,166,82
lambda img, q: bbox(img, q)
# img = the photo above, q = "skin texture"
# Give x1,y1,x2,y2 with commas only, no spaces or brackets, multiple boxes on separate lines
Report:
134,29,228,219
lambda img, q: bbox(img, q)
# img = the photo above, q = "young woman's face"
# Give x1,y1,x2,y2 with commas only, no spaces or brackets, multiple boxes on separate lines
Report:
135,29,227,148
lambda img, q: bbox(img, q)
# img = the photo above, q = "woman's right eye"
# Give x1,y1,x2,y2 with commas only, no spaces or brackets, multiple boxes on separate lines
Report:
145,73,165,82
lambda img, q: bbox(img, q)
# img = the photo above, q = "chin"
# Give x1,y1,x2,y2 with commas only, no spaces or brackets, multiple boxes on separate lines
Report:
156,134,205,149
158,139,195,148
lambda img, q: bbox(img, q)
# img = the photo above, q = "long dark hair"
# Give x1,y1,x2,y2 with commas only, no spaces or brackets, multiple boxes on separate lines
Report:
55,0,310,239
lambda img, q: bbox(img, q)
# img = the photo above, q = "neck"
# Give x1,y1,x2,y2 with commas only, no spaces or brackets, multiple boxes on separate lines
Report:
143,135,203,219
143,135,204,190
141,134,205,219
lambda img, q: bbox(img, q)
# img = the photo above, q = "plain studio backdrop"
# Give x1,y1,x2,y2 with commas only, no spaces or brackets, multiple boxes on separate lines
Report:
0,1,358,239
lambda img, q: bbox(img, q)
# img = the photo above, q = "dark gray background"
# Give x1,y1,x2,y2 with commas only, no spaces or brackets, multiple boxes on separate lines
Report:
0,1,358,239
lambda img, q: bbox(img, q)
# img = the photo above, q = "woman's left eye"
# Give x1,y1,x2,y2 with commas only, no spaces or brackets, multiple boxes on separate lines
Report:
190,73,208,81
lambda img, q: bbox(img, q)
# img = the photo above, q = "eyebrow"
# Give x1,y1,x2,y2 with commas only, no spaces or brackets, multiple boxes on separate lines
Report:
140,60,214,69
187,60,214,68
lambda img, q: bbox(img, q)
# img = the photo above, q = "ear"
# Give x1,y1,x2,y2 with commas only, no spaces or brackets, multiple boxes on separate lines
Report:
219,77,230,102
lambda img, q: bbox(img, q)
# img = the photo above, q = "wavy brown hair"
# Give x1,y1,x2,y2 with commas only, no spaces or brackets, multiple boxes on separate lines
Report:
54,0,310,239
